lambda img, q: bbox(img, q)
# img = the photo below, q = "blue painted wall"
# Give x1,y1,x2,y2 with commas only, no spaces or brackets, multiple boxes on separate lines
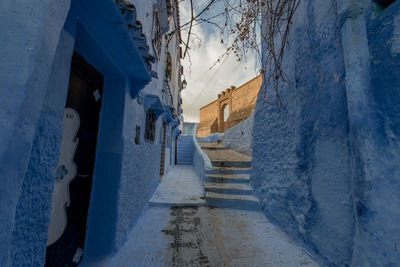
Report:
0,0,181,265
0,1,71,265
223,112,254,156
252,0,400,265
193,136,213,183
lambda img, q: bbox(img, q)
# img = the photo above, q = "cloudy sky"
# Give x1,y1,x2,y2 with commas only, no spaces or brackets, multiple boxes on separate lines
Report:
179,0,260,122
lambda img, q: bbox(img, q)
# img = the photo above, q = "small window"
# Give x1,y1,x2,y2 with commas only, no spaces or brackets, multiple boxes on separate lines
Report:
145,109,156,142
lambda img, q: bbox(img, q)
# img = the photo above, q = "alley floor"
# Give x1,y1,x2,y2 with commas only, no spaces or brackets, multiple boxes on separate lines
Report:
83,165,318,267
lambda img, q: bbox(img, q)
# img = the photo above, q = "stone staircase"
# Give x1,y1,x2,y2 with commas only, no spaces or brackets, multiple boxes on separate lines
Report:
199,142,260,210
177,135,193,165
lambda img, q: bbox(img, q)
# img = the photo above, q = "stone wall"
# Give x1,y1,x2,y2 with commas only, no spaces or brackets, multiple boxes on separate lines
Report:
196,75,261,137
199,100,219,124
231,76,262,114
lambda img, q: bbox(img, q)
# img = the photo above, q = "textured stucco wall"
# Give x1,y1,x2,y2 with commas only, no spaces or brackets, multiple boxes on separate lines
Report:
89,0,183,257
350,1,400,265
115,87,163,250
252,0,400,265
0,1,72,265
8,28,75,266
192,136,212,184
252,0,354,265
1,0,182,265
222,112,254,156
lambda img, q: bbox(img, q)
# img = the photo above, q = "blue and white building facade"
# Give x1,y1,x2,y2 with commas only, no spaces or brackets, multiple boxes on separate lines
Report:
0,0,184,265
252,0,400,266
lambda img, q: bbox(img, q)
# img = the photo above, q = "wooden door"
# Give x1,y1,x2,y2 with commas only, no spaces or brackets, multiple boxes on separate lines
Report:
45,51,104,267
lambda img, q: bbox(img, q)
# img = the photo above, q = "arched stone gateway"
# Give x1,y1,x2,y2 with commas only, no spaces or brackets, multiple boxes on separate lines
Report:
197,75,262,138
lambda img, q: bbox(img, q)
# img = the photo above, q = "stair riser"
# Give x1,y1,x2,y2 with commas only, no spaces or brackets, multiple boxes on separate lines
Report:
200,147,225,150
206,169,251,174
211,161,251,168
177,155,193,158
177,156,193,159
177,152,193,155
205,188,252,195
205,177,250,184
178,158,193,161
206,198,260,211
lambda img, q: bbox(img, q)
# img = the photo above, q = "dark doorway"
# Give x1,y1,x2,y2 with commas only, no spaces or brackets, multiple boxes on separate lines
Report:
45,51,104,266
174,135,178,165
160,121,167,178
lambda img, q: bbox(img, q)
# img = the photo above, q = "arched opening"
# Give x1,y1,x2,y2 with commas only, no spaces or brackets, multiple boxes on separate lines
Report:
223,104,229,122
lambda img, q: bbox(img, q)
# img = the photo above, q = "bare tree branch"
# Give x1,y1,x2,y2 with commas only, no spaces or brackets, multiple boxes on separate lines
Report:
183,0,194,58
173,0,301,103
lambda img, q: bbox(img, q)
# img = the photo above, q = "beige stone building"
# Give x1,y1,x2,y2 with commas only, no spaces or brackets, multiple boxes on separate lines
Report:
196,75,262,138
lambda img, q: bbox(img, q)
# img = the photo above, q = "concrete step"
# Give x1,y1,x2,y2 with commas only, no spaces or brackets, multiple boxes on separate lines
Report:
177,150,193,153
206,191,260,210
177,150,192,154
177,157,193,161
178,157,192,160
178,160,193,163
177,155,193,158
205,173,250,183
178,158,193,162
206,167,251,174
178,152,192,157
205,182,252,195
178,160,193,164
198,143,225,149
178,148,192,151
177,147,193,150
200,146,226,150
211,161,251,168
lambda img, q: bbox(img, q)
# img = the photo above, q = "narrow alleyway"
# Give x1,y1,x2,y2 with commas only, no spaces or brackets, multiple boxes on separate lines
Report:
82,147,318,267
